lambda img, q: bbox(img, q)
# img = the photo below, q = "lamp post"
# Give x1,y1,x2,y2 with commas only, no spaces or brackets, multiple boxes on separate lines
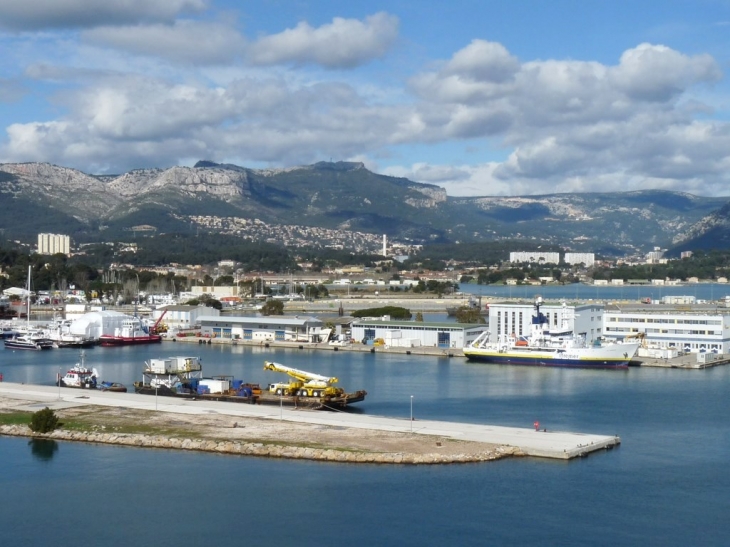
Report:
58,367,61,400
155,384,158,411
410,395,413,433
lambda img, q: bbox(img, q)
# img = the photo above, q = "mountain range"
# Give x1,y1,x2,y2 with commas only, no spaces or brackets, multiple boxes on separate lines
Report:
0,160,728,256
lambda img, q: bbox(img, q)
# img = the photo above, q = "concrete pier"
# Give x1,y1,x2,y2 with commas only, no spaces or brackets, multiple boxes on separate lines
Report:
0,382,619,460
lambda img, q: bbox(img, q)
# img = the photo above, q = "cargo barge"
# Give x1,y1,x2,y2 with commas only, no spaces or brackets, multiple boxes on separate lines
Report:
133,356,366,410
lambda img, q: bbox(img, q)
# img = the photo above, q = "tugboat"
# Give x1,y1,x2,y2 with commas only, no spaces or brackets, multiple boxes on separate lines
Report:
57,351,99,389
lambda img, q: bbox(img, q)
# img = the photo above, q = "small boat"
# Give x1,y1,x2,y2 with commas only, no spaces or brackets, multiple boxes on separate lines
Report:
4,334,46,351
98,381,127,393
3,266,53,350
0,326,18,339
45,319,96,348
57,352,99,389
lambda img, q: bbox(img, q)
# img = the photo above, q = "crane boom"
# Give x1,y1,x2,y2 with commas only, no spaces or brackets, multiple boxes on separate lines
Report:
263,361,338,384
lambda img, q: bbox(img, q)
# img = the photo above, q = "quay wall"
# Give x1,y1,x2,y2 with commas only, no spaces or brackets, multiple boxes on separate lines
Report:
170,336,464,357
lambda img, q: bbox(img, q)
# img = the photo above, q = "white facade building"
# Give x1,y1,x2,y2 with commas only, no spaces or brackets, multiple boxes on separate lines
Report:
190,286,239,298
153,305,219,331
37,233,70,256
564,253,595,267
603,308,730,353
351,320,486,349
509,252,560,264
487,301,604,345
198,315,325,343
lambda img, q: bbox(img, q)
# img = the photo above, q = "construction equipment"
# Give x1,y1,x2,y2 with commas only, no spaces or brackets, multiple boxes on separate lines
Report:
263,361,344,398
150,310,168,334
624,331,648,348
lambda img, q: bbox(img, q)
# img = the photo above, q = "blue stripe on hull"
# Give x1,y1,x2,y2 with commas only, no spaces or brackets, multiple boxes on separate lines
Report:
465,354,629,369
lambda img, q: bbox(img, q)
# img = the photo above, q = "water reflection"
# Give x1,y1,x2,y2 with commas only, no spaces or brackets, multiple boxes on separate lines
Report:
28,438,58,461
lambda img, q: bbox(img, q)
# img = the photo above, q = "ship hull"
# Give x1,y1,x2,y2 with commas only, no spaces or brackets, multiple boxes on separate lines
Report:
100,335,162,347
463,343,640,369
133,384,366,410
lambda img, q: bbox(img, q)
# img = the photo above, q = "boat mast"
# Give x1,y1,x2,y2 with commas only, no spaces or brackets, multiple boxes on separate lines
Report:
26,265,31,328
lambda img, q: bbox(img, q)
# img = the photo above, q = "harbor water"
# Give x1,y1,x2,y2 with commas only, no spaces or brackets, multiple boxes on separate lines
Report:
462,281,730,303
1,341,729,546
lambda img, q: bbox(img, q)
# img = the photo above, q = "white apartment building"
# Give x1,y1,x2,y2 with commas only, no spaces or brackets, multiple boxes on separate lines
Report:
37,233,70,256
603,308,730,353
564,253,595,267
509,252,560,264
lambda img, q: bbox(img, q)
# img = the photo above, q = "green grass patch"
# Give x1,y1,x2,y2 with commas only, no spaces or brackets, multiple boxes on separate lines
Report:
0,411,32,426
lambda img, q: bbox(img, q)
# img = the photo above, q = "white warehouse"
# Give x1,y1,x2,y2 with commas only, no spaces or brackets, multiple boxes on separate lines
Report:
198,315,326,343
351,320,486,349
602,307,730,353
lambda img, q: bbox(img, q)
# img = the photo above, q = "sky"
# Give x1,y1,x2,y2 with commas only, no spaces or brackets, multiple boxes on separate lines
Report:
1,1,730,197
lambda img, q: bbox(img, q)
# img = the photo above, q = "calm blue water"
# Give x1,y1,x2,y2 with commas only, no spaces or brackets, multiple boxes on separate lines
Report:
462,281,730,303
2,324,730,545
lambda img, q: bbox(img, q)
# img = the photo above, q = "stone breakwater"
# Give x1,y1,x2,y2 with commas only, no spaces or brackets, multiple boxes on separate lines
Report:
0,424,518,464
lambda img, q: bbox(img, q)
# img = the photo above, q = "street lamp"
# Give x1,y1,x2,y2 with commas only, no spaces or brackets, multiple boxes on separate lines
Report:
410,395,413,433
58,367,61,400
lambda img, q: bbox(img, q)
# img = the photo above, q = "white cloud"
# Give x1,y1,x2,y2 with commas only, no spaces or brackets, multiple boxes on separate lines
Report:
0,73,411,171
83,20,246,65
610,43,721,101
401,41,730,195
247,12,399,68
2,29,729,197
0,0,206,30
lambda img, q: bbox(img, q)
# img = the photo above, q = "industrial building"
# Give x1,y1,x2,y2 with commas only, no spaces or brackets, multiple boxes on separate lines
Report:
602,305,730,354
486,301,604,345
198,315,325,343
152,305,219,331
351,320,486,349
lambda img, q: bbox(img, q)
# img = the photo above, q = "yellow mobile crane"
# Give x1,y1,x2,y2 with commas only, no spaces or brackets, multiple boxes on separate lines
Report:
263,361,344,398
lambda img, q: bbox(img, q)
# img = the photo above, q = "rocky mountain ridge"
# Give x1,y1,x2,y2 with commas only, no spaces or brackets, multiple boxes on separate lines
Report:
0,160,727,254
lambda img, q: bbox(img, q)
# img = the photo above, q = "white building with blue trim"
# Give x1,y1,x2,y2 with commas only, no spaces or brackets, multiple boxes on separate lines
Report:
351,320,486,349
197,315,325,342
602,307,730,353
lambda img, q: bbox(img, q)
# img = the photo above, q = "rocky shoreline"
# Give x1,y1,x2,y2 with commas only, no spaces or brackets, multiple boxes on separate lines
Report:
0,424,519,464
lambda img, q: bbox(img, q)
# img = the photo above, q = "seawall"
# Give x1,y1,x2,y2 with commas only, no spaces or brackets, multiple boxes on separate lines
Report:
0,424,516,464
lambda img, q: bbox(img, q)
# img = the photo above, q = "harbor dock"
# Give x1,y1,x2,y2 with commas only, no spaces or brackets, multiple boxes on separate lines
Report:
0,382,619,460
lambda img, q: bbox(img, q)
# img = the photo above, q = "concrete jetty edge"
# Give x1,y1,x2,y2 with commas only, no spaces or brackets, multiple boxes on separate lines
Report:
0,424,517,465
0,382,620,461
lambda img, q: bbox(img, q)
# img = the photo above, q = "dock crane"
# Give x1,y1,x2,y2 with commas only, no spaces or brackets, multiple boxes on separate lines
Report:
263,361,343,398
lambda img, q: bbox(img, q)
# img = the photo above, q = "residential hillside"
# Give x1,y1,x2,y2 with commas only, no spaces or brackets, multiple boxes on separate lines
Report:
0,161,727,255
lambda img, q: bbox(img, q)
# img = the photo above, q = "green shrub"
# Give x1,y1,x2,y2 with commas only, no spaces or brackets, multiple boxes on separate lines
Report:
29,407,59,434
351,306,412,320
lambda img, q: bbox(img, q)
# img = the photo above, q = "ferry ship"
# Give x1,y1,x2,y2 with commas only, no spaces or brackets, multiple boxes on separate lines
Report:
463,297,641,369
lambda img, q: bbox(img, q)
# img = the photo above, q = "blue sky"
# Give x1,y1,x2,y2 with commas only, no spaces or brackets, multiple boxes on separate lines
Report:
1,0,729,197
